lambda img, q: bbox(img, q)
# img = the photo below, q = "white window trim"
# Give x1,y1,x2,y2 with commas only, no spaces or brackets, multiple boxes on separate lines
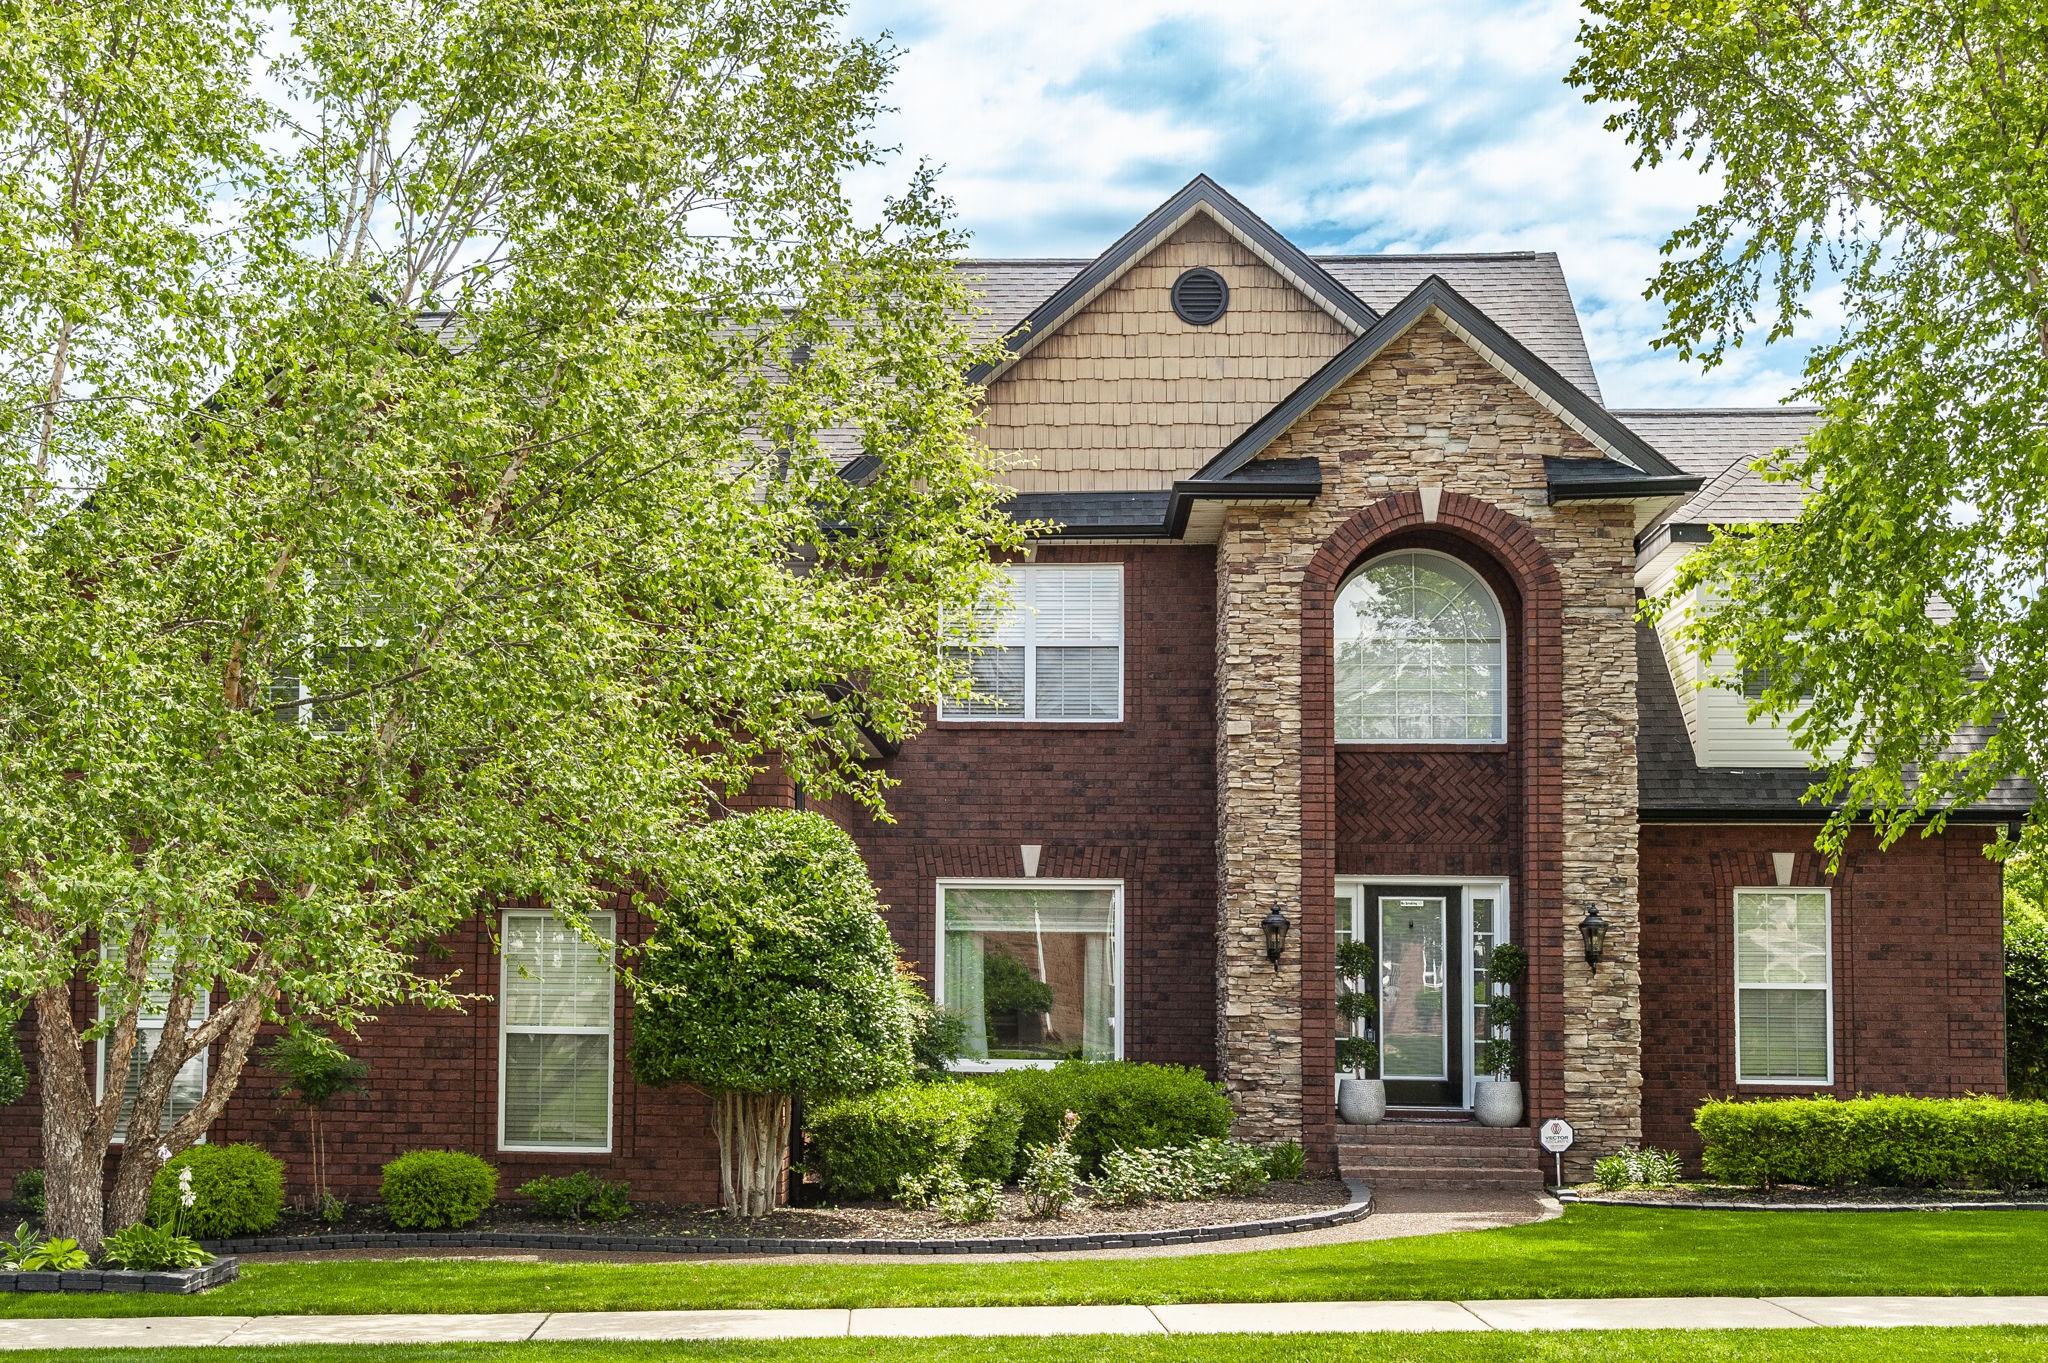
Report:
1334,548,1509,747
935,878,1124,1071
497,910,617,1154
95,945,209,1146
1732,886,1835,1086
940,564,1125,724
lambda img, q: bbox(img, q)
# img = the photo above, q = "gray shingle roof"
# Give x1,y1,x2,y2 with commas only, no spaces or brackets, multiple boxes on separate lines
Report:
1637,620,2035,818
1615,408,1820,526
1318,253,1601,401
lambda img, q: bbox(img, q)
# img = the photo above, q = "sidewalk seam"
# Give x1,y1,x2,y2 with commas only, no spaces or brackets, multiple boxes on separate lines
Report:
1449,1300,1496,1331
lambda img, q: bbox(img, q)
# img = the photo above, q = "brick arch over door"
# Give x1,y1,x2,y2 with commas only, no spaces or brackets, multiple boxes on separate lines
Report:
1298,489,1563,1155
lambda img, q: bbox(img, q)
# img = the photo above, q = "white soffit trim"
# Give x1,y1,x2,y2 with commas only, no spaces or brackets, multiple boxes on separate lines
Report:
982,203,1371,385
1427,307,1645,473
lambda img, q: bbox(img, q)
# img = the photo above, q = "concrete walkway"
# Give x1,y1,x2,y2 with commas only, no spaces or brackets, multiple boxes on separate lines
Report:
7,1297,2048,1349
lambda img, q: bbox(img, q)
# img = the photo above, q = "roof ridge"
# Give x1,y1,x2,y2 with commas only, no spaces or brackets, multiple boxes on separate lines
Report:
1613,406,1823,415
1315,251,1542,261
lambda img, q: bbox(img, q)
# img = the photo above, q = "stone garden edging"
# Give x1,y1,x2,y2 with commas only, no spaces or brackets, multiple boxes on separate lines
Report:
201,1180,1372,1258
1556,1190,2048,1212
0,1258,240,1294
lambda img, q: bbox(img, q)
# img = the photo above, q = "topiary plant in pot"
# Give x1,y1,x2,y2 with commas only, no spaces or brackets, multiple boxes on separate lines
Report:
1474,943,1527,1127
1334,939,1383,1124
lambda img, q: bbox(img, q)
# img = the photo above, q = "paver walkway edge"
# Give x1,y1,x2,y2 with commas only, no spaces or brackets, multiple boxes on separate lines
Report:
4,1296,2048,1348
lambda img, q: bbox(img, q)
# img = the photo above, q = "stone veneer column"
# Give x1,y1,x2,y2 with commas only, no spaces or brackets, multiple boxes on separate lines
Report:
1211,314,1643,1172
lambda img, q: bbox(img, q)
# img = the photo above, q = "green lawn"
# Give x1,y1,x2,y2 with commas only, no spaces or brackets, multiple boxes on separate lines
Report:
2,1206,2045,1320
7,1332,2048,1363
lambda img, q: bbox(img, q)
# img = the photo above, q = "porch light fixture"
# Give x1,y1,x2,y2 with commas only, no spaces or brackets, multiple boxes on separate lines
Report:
1261,907,1292,972
1578,904,1610,971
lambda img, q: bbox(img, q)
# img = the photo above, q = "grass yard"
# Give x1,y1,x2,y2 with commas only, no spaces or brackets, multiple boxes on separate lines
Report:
6,1330,2048,1363
2,1205,2045,1320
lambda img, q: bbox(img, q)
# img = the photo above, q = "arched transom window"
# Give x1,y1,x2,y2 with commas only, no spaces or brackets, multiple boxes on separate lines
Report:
1335,550,1507,743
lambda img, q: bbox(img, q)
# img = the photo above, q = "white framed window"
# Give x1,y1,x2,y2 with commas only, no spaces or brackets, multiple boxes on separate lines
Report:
1734,888,1833,1084
941,564,1123,722
1335,549,1507,743
499,912,615,1152
937,881,1121,1068
96,947,208,1143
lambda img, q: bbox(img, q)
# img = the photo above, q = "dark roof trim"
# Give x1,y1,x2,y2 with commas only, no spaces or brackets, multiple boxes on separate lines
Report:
1545,458,1704,502
997,457,1323,540
1635,520,1716,557
1192,276,1693,485
1639,807,2025,825
966,176,1380,385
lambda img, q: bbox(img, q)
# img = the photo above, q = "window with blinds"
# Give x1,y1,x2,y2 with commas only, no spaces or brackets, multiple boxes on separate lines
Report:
499,912,615,1152
96,947,209,1142
1734,888,1833,1084
941,565,1123,722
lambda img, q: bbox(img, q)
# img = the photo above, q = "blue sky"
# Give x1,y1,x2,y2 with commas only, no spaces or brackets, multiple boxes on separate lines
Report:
841,0,1828,409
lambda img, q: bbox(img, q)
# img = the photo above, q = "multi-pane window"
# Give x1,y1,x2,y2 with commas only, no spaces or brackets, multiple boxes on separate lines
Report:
499,912,615,1152
97,947,208,1142
941,565,1123,722
939,883,1120,1066
1734,888,1833,1084
1335,550,1506,743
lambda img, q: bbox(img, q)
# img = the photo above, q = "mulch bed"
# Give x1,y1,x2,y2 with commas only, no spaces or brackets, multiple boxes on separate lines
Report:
259,1178,1353,1243
1570,1183,2048,1207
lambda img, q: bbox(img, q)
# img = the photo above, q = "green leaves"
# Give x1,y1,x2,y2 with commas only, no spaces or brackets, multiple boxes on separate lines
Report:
1576,1,2047,859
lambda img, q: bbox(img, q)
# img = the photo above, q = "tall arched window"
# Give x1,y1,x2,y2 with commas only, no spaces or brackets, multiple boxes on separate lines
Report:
1335,549,1507,743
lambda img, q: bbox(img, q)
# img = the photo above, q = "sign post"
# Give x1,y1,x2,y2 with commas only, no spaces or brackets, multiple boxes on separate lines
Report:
1538,1117,1575,1189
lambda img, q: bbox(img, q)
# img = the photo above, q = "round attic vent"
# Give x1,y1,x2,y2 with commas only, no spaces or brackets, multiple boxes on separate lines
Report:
1171,267,1229,326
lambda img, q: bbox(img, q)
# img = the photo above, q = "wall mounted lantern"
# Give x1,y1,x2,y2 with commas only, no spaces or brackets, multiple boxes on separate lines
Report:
1261,907,1292,972
1578,904,1610,971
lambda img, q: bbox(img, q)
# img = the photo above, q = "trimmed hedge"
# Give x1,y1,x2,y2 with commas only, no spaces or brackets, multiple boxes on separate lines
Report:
382,1150,498,1229
1696,1095,2048,1191
806,1081,1023,1199
976,1061,1233,1175
146,1143,284,1238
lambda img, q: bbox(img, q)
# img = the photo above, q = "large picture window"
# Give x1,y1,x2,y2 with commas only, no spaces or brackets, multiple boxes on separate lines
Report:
1734,888,1833,1084
1335,550,1506,743
941,565,1123,722
96,949,209,1142
500,912,615,1152
938,883,1120,1066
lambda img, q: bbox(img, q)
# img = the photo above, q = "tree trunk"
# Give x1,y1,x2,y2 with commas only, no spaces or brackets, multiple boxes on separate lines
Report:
710,1090,791,1219
33,985,111,1253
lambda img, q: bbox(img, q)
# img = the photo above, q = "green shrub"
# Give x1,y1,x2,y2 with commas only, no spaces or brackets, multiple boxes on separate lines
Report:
99,1221,211,1271
1091,1138,1271,1206
806,1081,1023,1199
146,1145,283,1238
515,1171,631,1222
1264,1140,1307,1182
1019,1112,1082,1219
381,1151,498,1229
2009,919,2048,1100
1591,1147,1684,1190
977,1061,1233,1175
1695,1095,2048,1191
12,1168,42,1217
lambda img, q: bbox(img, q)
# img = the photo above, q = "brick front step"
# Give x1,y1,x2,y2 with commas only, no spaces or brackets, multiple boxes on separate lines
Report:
1337,1119,1546,1190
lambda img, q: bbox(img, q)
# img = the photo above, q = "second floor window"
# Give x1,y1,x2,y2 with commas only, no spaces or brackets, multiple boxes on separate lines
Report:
1335,550,1507,743
942,564,1123,722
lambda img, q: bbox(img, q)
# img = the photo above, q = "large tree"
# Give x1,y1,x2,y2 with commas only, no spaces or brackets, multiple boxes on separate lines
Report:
1571,1,2046,857
0,0,1016,1249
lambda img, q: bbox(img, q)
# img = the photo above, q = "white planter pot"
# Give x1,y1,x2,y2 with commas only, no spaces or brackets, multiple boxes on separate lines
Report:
1337,1077,1386,1125
1473,1078,1524,1128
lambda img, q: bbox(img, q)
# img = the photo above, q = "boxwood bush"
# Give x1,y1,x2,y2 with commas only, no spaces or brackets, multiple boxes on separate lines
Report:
805,1081,1022,1198
976,1061,1233,1175
146,1144,283,1238
381,1150,498,1229
1696,1095,2048,1191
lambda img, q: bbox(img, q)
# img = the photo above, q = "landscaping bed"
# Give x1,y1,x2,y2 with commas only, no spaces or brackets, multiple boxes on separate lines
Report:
206,1178,1357,1254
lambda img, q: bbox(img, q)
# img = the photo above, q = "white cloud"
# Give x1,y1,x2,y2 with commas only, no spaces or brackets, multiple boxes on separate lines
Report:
843,0,1821,407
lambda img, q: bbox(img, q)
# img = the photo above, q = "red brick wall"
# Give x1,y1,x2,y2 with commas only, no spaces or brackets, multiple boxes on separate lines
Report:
851,544,1220,1074
1638,822,2007,1162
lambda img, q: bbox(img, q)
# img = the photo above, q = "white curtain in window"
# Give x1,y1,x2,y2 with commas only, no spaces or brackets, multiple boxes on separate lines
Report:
941,886,1118,1063
501,913,614,1150
1734,889,1832,1082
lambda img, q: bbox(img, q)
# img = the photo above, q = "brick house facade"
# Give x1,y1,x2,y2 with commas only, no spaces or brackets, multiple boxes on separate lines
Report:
1,177,2026,1200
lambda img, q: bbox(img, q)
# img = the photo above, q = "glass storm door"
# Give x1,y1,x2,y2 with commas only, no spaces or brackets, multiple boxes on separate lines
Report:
1374,887,1464,1107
